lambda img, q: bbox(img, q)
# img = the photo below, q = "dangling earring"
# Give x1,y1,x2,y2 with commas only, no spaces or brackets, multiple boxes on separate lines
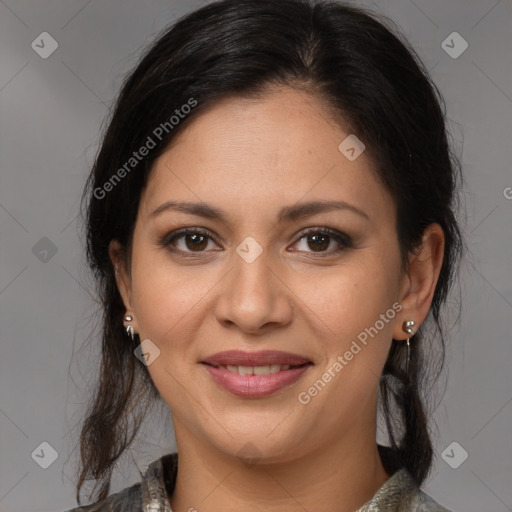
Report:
402,320,416,375
124,315,135,341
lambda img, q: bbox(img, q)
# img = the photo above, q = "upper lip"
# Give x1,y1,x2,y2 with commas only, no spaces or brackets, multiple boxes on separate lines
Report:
201,350,311,367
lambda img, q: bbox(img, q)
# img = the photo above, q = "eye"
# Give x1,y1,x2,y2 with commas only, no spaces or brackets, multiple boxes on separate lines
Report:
158,226,352,257
290,227,352,255
159,228,221,254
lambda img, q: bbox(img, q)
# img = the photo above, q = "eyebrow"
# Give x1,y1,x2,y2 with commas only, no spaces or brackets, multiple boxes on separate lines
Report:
149,199,370,223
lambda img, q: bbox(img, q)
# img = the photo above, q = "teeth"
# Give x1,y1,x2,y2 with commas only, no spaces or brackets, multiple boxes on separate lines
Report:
253,365,270,375
219,364,292,375
238,365,253,375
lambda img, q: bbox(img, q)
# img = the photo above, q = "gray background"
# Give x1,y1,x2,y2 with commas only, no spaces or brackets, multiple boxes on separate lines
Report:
0,1,511,511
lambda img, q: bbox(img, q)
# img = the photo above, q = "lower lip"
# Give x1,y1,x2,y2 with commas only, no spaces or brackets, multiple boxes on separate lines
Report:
202,364,312,398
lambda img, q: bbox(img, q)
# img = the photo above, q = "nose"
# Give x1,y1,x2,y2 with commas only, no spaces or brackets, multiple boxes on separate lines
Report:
214,248,294,334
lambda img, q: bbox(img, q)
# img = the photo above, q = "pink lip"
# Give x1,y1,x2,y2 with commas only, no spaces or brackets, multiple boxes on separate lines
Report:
203,365,312,398
201,350,312,398
202,350,311,367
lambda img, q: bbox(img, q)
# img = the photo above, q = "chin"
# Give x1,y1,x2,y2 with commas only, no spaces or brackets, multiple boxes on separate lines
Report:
204,424,310,466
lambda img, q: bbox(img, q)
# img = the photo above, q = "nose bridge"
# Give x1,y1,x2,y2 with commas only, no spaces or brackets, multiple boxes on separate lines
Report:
215,239,293,332
231,241,276,305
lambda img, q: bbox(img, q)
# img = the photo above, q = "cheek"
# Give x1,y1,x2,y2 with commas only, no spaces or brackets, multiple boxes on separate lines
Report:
298,258,398,343
129,248,211,347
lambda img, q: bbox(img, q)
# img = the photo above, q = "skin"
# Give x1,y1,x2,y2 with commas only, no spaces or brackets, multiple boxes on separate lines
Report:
110,86,445,512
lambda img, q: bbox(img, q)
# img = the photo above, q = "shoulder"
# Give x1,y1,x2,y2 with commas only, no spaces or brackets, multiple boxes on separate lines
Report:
63,480,142,512
409,489,453,512
357,467,453,512
63,452,177,512
398,469,453,512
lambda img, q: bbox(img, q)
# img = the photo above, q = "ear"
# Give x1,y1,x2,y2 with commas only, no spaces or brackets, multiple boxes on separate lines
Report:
394,223,445,340
109,239,134,313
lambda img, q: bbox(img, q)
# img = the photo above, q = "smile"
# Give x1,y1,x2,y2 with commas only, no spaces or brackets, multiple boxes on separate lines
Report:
201,350,313,398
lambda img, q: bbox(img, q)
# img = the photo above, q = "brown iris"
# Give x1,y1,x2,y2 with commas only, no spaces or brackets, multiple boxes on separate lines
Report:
307,233,329,252
185,233,209,251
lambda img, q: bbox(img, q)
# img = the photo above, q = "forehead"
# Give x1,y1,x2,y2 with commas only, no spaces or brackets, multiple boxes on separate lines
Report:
140,87,393,225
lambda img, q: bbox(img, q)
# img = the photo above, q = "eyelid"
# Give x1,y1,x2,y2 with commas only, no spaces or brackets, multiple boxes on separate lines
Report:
160,227,223,250
294,226,352,245
290,226,353,254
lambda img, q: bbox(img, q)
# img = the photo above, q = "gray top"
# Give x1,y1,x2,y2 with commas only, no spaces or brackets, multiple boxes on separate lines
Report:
65,452,452,511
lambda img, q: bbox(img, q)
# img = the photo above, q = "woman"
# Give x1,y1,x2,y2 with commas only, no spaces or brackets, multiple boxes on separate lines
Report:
66,0,463,510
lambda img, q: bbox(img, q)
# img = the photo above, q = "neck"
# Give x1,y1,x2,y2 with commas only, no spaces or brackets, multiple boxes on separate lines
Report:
169,426,390,512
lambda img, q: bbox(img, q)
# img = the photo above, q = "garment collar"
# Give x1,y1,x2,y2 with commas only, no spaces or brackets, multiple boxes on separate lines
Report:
141,452,415,511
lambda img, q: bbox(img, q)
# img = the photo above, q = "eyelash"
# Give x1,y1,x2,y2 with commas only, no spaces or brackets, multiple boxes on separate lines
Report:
157,227,353,257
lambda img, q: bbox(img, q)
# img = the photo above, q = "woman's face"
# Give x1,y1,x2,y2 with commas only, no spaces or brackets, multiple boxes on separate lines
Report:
112,87,412,462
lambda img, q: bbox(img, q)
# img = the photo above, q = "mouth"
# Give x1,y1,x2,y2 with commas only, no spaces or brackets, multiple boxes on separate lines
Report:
200,350,313,398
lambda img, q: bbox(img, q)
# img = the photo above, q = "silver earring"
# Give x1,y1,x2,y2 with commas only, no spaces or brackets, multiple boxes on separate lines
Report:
402,320,416,375
125,325,135,341
124,315,135,341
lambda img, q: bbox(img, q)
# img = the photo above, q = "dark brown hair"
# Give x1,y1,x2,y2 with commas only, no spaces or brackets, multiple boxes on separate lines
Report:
75,0,464,504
